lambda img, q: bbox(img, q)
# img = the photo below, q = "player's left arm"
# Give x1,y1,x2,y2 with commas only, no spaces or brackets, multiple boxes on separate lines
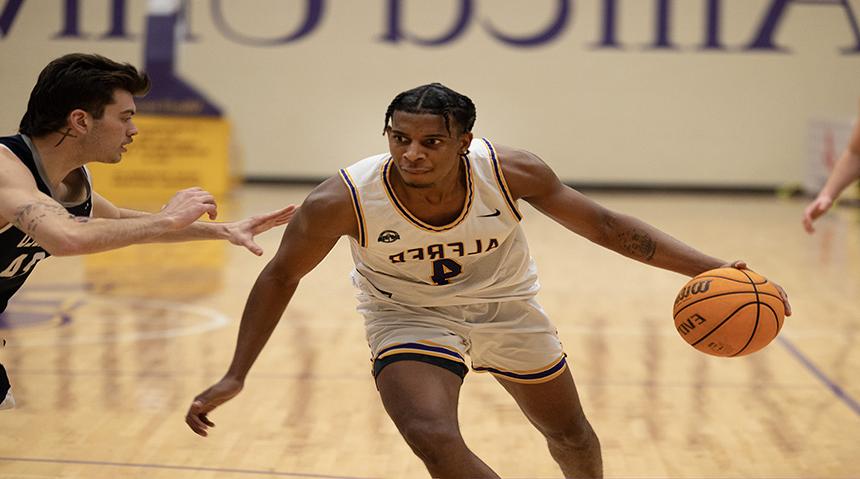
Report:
497,144,728,277
92,192,296,256
496,144,791,315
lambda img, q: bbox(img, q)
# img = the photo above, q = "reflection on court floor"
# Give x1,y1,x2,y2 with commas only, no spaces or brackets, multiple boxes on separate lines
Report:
0,186,858,479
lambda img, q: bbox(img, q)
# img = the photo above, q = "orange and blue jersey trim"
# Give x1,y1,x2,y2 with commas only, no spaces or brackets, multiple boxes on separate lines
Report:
376,341,466,365
381,156,474,232
481,138,522,222
339,168,367,247
473,354,568,384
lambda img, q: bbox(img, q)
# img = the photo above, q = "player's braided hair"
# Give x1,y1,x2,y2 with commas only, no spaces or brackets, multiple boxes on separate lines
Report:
383,83,476,136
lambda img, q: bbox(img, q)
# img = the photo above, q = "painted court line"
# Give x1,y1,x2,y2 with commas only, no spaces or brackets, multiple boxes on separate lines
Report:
0,457,378,479
778,336,860,417
1,297,229,348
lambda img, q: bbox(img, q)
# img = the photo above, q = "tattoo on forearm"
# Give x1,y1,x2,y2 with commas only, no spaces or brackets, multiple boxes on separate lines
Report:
54,128,77,147
619,229,657,261
13,200,76,233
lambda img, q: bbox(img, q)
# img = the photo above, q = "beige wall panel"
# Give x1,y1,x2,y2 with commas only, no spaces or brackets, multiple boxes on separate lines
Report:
1,0,858,185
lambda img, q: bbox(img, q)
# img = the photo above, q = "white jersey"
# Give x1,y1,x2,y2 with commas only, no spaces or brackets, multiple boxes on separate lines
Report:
340,138,539,307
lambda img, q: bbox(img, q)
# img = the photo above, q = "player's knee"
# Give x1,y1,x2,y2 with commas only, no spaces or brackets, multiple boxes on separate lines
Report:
399,418,464,462
543,418,600,452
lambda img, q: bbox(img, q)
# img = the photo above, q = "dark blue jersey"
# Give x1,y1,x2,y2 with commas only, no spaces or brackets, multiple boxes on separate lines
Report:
0,134,92,313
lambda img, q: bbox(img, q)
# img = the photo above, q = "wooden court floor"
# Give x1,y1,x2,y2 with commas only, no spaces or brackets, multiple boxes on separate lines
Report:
0,185,858,479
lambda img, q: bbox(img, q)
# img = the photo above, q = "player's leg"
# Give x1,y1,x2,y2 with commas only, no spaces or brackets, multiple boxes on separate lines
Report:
362,296,498,477
0,339,14,410
376,358,499,478
467,299,601,477
495,368,602,478
0,364,13,410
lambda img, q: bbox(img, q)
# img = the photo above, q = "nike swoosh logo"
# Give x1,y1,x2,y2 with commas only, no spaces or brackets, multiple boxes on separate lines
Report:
478,209,501,218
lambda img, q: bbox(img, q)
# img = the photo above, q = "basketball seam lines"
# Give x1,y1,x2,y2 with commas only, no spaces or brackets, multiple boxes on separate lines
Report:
730,269,761,357
674,290,782,318
689,301,761,348
677,270,784,357
691,275,768,285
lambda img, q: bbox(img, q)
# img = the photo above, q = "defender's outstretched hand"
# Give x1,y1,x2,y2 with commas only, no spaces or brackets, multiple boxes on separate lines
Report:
186,377,244,437
225,205,297,255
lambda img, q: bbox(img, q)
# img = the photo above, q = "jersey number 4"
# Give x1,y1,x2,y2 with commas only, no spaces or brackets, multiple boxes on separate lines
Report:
1,252,47,278
431,258,463,285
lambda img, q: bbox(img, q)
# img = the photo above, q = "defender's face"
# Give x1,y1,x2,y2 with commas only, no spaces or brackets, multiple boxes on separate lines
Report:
88,89,138,164
386,111,472,189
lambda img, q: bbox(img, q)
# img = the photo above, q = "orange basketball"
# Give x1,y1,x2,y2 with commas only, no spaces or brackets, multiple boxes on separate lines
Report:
673,268,785,357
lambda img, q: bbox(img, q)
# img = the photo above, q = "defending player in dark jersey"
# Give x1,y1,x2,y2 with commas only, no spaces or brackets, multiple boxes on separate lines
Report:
0,134,93,312
0,53,296,411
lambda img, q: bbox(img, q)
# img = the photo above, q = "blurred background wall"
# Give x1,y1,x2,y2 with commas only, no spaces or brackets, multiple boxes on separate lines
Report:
1,0,858,189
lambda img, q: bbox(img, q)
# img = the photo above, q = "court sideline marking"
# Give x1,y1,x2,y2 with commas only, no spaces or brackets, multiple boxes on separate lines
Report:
0,456,379,479
778,336,860,417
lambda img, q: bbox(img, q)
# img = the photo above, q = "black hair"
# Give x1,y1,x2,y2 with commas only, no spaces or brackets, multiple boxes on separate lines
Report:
383,83,476,136
19,53,151,137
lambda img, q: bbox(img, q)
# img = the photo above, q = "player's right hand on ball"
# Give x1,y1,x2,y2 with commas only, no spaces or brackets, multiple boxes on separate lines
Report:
718,260,792,316
185,376,243,437
160,187,218,229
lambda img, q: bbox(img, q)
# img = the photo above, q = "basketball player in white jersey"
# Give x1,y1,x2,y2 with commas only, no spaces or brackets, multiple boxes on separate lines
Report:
187,83,792,478
803,101,860,233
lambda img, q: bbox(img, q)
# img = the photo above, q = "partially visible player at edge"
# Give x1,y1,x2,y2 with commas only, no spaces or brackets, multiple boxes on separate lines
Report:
803,101,860,233
185,83,792,478
0,53,296,411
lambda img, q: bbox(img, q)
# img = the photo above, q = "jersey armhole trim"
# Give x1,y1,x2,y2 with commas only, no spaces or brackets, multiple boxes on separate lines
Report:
339,169,367,247
481,138,522,221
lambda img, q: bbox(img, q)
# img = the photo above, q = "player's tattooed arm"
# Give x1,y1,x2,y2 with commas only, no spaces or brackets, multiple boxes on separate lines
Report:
13,199,78,234
618,229,657,261
604,212,727,276
605,215,657,261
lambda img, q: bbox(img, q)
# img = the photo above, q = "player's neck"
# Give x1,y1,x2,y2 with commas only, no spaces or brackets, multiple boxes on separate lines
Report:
30,135,86,191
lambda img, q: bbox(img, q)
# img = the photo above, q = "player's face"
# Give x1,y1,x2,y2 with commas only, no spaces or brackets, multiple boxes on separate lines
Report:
386,111,472,189
88,89,138,164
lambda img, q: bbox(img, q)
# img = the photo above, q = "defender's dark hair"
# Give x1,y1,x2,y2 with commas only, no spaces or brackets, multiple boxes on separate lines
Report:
19,53,151,137
383,83,476,136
